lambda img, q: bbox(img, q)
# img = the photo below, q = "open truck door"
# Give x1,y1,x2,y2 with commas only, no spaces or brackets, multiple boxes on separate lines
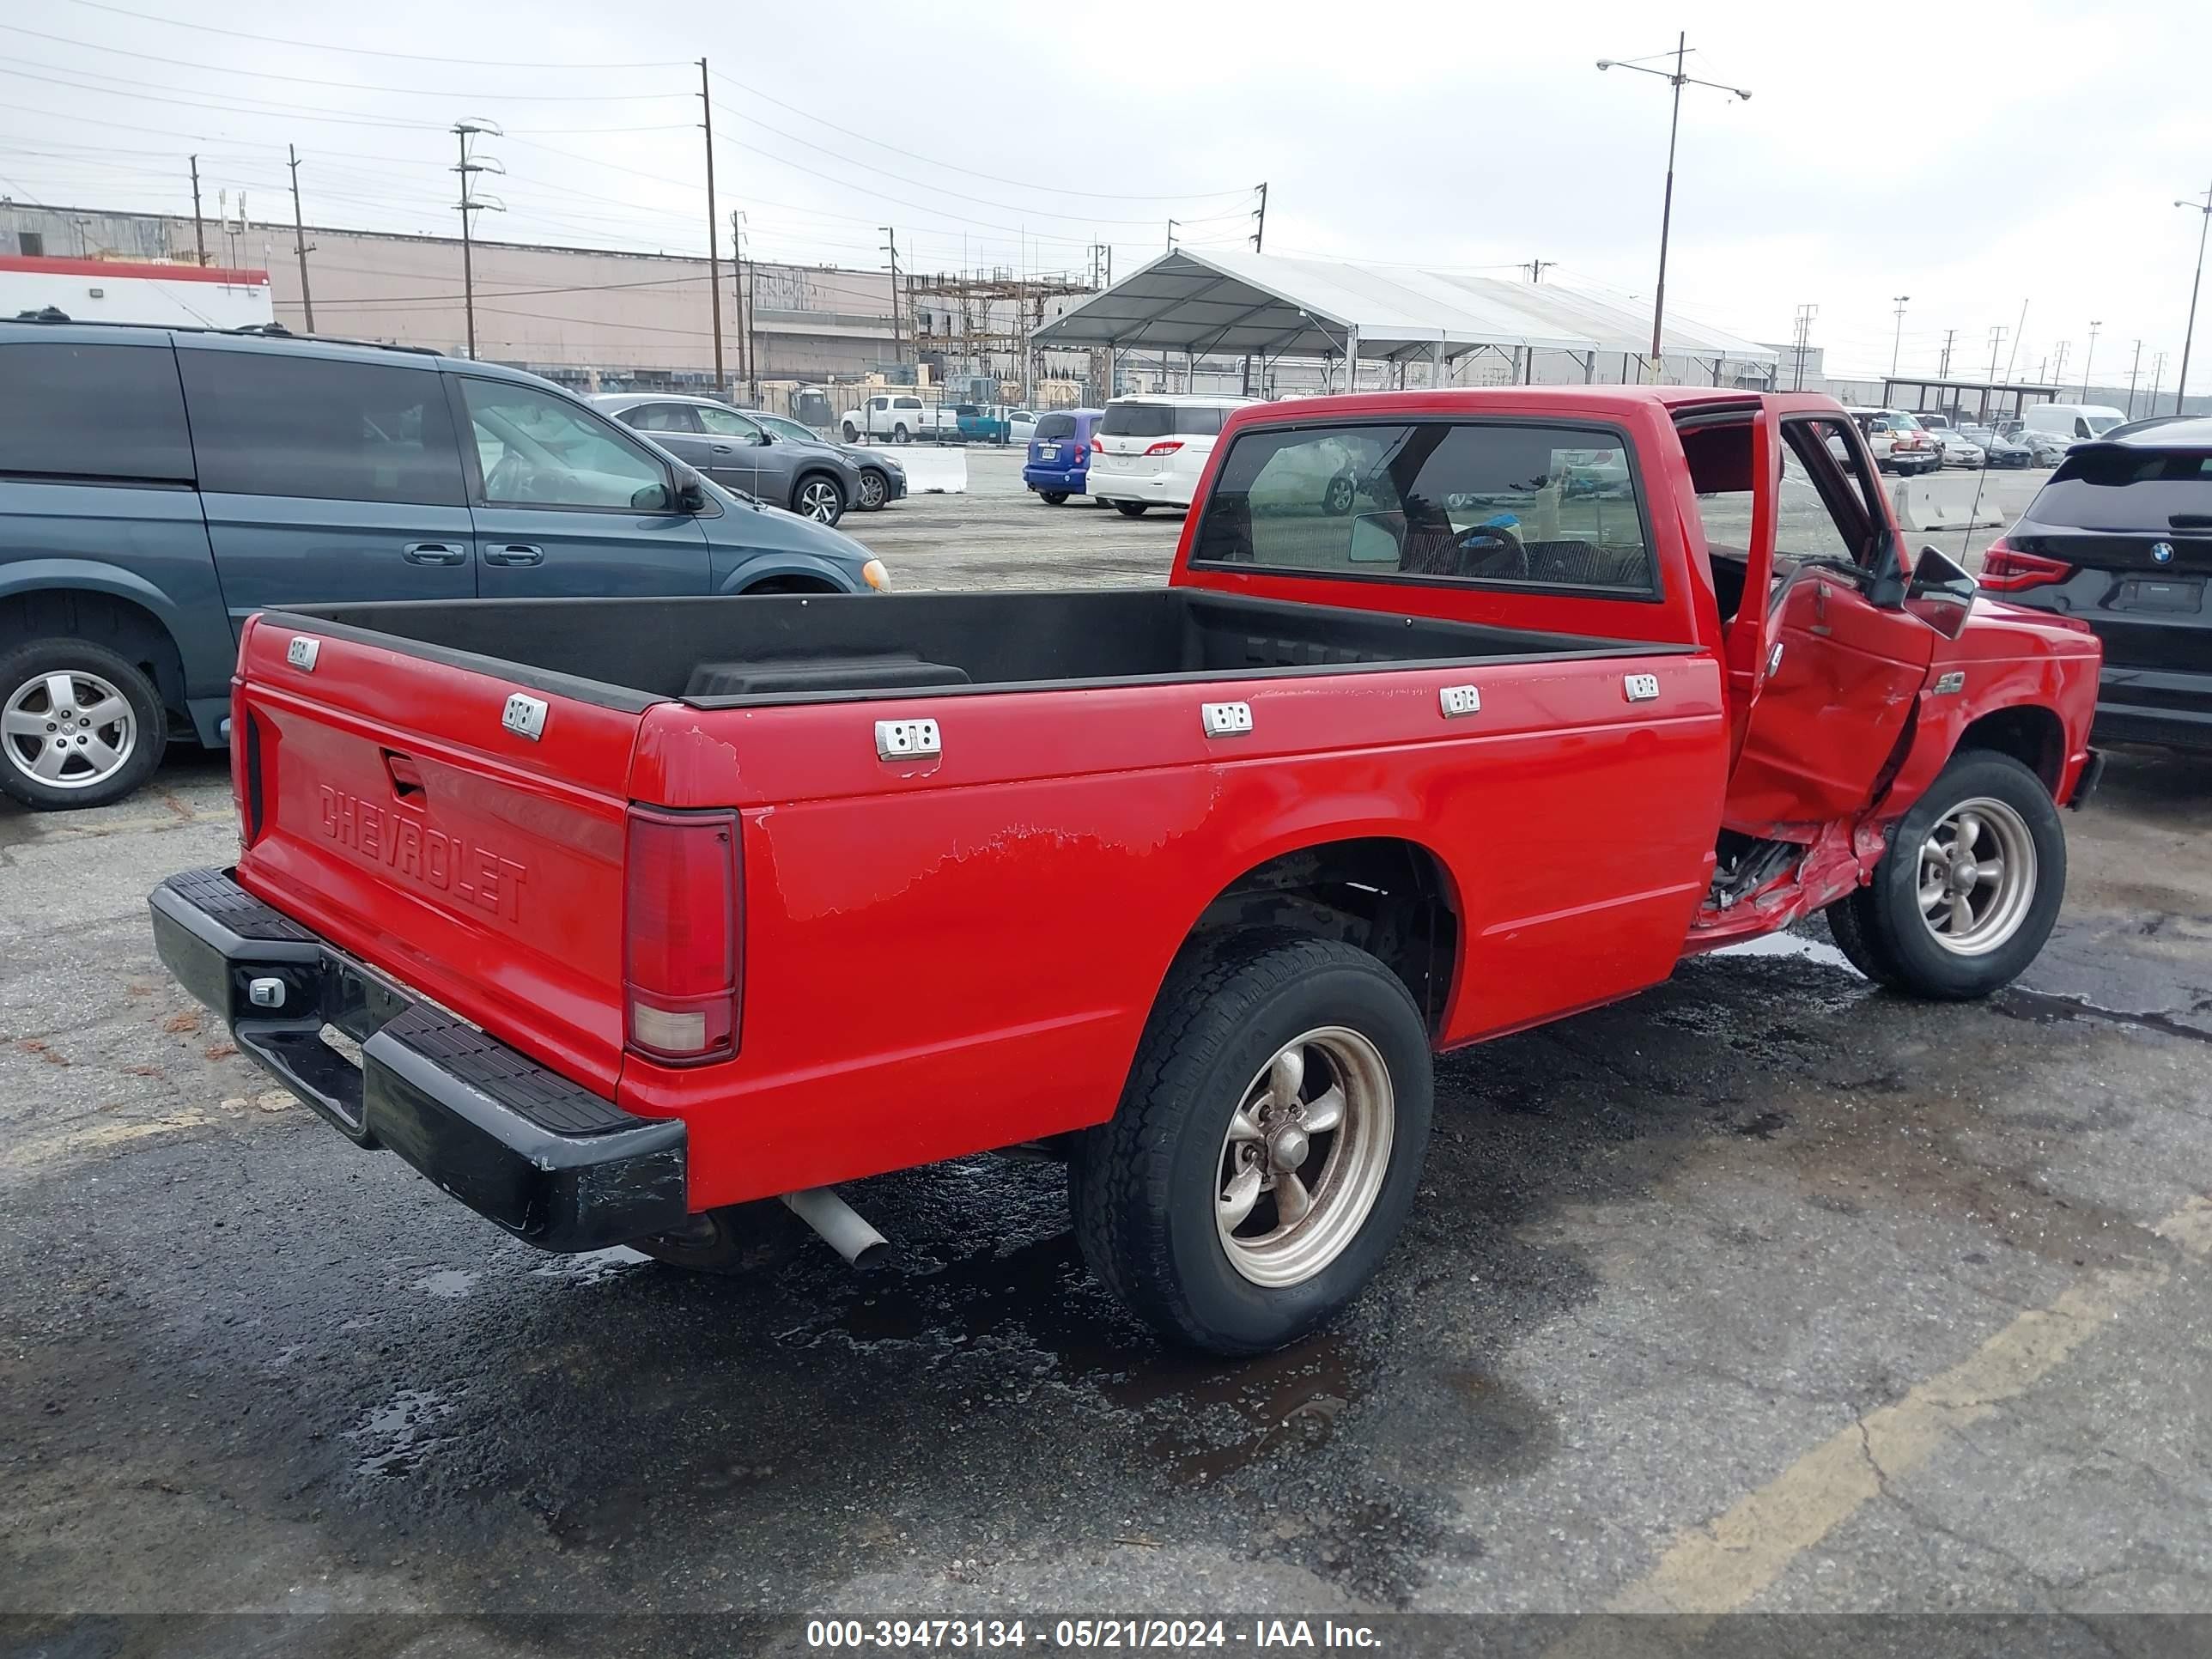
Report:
1713,401,1939,835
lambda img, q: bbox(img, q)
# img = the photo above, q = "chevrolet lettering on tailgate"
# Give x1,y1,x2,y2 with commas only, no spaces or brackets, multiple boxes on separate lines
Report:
317,786,528,924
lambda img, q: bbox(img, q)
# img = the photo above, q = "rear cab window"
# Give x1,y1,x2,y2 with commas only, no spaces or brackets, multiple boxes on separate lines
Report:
0,340,194,484
1190,420,1656,595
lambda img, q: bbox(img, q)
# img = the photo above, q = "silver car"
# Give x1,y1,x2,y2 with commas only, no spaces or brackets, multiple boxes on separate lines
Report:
591,392,886,525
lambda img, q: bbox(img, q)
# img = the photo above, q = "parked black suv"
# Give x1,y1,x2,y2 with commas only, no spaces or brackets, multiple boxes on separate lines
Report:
1986,417,2212,748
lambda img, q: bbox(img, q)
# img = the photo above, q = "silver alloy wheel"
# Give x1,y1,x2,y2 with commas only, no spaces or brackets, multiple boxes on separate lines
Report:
2,669,137,792
796,478,842,522
857,470,886,509
1917,795,2037,957
1215,1025,1395,1289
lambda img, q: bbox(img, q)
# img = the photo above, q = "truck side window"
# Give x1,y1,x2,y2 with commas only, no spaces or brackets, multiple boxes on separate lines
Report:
1191,421,1655,596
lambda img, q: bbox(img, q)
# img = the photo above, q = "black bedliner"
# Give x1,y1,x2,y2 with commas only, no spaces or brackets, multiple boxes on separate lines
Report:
267,588,1684,712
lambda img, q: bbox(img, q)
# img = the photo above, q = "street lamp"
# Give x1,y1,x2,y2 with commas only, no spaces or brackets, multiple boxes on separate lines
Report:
2175,184,2211,416
1890,295,1911,379
1596,33,1751,375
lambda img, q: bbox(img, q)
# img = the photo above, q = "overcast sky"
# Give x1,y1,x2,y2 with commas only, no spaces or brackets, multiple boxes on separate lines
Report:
3,0,2209,394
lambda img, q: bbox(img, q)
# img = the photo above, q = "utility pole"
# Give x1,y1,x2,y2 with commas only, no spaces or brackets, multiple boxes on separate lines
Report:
731,210,752,402
1250,183,1267,251
1985,324,2008,388
881,227,902,366
2174,182,2212,415
698,59,726,397
1595,33,1753,371
1938,326,1956,380
1790,302,1817,391
1167,219,1179,251
1889,294,1910,378
1527,258,1555,283
452,121,503,361
2051,339,2070,387
2127,338,2144,416
286,145,315,332
188,155,208,266
2081,320,2101,400
2150,349,2168,415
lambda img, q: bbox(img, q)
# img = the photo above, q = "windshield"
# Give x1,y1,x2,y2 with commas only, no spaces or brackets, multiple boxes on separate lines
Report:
2086,413,2124,436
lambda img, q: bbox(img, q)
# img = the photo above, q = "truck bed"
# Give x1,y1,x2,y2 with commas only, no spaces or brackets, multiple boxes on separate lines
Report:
269,588,1676,709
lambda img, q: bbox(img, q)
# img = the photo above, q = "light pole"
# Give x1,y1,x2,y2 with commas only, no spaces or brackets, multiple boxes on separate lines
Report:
2081,320,2101,400
1596,34,1751,376
2175,184,2211,416
1890,295,1910,379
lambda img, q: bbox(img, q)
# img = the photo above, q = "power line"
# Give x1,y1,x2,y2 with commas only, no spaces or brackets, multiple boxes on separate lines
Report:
54,0,688,68
705,67,1247,204
0,21,686,100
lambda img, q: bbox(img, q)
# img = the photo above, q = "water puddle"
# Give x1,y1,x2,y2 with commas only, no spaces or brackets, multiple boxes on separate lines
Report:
1712,931,1862,975
348,1387,456,1476
1997,987,2212,1046
785,1232,1363,1480
411,1269,478,1300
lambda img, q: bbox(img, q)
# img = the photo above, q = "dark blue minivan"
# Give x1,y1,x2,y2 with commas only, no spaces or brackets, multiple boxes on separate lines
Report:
1023,408,1103,505
0,319,889,810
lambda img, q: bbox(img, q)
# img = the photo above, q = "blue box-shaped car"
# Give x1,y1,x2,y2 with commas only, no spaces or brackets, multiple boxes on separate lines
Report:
1024,409,1103,505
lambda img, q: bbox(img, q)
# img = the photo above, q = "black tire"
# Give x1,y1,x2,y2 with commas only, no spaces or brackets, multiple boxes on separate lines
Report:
1322,472,1356,516
856,469,889,511
1070,936,1433,1356
791,471,847,526
892,423,910,444
842,422,860,443
0,636,167,811
1115,501,1151,518
634,1201,811,1275
1828,750,2065,1000
1039,490,1069,506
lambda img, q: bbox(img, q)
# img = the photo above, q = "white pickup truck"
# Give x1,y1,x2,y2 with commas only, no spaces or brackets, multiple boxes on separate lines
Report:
837,393,957,445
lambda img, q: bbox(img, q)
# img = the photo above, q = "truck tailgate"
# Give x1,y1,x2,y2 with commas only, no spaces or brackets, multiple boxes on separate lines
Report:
228,613,652,1095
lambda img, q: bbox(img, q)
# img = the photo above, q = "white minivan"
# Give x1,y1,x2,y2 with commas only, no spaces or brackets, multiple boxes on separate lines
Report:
2021,403,2126,443
1089,394,1255,516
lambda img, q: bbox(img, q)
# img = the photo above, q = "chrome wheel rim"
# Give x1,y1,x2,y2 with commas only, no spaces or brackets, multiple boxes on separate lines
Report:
857,471,885,508
798,479,841,521
1215,1026,1394,1289
1917,796,2036,957
3,670,137,792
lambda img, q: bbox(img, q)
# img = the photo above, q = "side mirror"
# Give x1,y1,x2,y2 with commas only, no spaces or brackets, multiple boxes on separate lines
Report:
1905,544,1976,640
636,468,707,514
755,429,775,446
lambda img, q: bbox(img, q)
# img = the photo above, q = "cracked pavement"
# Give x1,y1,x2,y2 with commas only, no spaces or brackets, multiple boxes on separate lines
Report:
2,474,2209,1650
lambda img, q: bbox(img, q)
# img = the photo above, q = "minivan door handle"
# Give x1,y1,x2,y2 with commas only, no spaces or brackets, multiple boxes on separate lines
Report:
481,544,545,567
402,542,467,566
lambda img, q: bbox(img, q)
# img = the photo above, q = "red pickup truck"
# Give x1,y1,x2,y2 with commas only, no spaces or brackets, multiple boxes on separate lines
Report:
150,387,2101,1355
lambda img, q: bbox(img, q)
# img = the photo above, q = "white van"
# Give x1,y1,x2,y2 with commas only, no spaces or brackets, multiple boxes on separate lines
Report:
1089,394,1255,515
2021,403,2126,443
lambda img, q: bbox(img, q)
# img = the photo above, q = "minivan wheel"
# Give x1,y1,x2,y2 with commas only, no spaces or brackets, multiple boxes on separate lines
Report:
1115,501,1151,518
794,474,846,525
856,469,889,510
1071,936,1433,1356
0,639,167,811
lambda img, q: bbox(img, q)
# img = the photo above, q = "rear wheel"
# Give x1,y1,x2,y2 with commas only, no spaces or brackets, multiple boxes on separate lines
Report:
892,423,910,444
1323,472,1356,516
856,469,889,510
1071,937,1432,1356
1039,490,1069,506
1115,501,1151,518
0,638,167,811
1825,750,2065,1000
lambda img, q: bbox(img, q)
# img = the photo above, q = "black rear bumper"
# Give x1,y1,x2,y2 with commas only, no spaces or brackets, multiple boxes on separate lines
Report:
149,868,687,1252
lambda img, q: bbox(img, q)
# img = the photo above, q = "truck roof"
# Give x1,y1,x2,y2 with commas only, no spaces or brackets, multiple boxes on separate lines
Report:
1229,386,1814,425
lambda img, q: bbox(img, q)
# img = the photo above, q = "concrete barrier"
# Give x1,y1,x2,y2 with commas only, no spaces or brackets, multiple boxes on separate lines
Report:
862,443,967,495
1889,474,2006,533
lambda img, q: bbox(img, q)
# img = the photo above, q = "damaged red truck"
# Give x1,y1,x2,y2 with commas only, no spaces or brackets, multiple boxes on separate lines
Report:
151,388,2102,1355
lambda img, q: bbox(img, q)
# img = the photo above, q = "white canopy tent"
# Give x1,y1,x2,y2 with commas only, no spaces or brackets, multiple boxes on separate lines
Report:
1032,247,1778,387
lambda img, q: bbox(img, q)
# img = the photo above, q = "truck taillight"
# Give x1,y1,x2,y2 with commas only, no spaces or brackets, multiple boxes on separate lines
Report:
1978,538,2074,592
623,808,740,1064
1145,441,1183,457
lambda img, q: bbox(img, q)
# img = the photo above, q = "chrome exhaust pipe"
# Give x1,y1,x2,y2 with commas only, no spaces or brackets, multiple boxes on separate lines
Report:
781,1187,889,1268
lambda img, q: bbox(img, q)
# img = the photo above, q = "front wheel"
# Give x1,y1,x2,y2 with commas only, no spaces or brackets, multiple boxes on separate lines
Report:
842,422,860,443
1825,750,2065,1000
892,424,910,444
1115,501,1151,518
793,473,846,525
1039,490,1069,506
0,638,167,811
855,469,889,510
1071,937,1433,1356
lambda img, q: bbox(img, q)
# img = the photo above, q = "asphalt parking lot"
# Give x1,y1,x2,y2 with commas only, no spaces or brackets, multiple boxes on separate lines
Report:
5,449,2209,1653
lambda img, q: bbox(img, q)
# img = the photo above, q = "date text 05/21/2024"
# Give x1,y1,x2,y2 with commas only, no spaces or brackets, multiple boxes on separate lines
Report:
804,1619,1384,1650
